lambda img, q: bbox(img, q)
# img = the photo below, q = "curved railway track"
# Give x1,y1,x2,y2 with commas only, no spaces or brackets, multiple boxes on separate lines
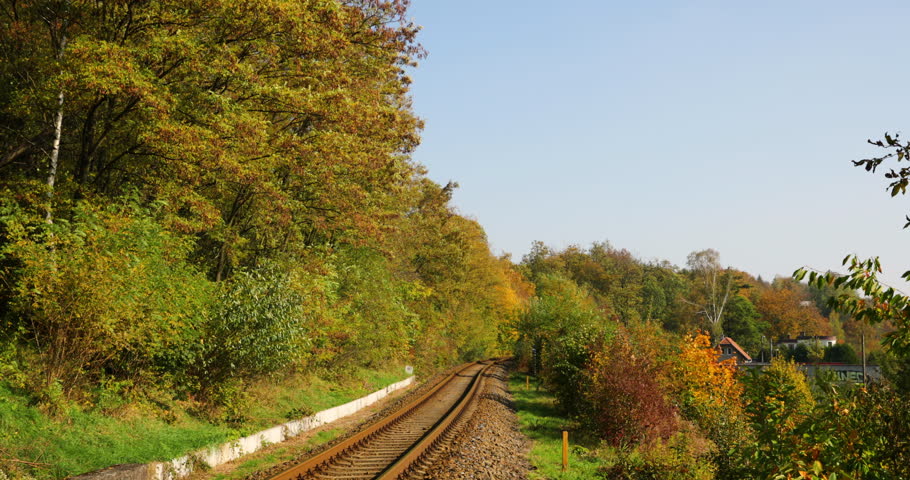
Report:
267,360,497,480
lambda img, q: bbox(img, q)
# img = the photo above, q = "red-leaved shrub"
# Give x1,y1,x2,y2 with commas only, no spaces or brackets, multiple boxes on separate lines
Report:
586,329,678,445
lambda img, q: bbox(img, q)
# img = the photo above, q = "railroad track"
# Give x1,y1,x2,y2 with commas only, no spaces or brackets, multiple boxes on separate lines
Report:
267,360,496,480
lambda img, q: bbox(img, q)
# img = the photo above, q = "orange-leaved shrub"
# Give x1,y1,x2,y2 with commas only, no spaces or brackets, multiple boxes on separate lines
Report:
671,334,748,437
670,333,750,477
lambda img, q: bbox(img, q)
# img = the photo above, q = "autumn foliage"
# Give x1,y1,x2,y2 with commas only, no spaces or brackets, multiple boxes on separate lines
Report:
0,0,526,419
672,334,745,441
757,282,829,340
586,328,679,446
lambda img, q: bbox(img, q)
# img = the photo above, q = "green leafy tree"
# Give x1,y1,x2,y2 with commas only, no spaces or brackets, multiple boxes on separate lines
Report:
772,131,910,479
1,199,211,396
0,0,442,398
0,0,425,277
389,180,522,367
823,343,860,364
731,359,815,479
721,294,765,356
328,246,415,368
640,261,688,331
165,263,304,403
514,272,606,413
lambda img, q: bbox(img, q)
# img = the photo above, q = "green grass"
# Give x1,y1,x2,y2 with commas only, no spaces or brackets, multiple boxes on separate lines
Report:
306,428,343,447
244,366,409,431
210,451,287,480
0,366,409,480
509,372,607,480
0,383,231,479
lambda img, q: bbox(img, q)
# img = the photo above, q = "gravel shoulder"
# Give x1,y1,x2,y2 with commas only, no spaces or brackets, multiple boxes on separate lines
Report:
422,362,532,480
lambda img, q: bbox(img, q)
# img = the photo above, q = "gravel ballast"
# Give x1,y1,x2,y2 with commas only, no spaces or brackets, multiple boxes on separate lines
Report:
422,362,531,480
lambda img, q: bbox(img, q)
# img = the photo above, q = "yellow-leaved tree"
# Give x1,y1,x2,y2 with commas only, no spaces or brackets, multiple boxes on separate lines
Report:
671,333,750,476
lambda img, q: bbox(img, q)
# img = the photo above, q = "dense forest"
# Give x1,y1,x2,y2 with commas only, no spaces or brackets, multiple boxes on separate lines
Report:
3,1,910,479
0,1,529,475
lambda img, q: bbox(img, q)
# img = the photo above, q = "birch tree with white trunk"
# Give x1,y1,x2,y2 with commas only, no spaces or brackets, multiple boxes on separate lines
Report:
42,3,70,226
685,249,735,340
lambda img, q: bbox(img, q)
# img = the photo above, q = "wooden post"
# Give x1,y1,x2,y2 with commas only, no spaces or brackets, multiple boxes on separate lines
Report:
526,375,529,390
562,431,568,471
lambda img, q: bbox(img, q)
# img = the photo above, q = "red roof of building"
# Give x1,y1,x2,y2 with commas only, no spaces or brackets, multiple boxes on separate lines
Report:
718,337,752,362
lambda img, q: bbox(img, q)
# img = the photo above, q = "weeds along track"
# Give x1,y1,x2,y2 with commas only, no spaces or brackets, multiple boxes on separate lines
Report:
267,360,497,480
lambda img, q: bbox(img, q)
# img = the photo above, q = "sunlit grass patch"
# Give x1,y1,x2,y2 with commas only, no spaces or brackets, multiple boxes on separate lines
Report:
0,365,408,480
508,372,606,480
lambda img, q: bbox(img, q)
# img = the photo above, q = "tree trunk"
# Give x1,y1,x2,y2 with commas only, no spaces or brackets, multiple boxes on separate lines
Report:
45,90,64,225
46,20,68,225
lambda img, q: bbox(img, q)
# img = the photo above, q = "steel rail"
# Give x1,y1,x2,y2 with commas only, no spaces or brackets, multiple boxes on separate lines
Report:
375,360,496,479
266,361,486,480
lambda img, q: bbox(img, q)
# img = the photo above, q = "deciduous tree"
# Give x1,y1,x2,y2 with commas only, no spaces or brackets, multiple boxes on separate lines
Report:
684,249,735,339
756,280,828,340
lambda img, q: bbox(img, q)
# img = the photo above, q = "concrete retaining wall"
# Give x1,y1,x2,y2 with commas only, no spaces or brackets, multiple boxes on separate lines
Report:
69,376,415,480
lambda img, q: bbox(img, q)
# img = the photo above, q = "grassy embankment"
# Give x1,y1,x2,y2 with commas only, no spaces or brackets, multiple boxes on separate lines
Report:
198,427,343,480
0,367,408,479
508,372,607,479
198,428,343,480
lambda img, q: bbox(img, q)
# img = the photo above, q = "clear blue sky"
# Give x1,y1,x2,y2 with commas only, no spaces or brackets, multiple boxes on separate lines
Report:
406,1,910,288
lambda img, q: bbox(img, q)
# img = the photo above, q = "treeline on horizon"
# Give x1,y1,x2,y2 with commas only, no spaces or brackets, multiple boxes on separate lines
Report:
519,241,891,363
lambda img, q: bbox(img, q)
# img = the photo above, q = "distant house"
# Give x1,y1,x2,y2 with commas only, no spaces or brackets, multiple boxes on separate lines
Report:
777,338,799,350
717,337,752,364
777,334,837,349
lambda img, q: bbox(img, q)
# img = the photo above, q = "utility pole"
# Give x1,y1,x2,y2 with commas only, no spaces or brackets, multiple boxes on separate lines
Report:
862,332,867,384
